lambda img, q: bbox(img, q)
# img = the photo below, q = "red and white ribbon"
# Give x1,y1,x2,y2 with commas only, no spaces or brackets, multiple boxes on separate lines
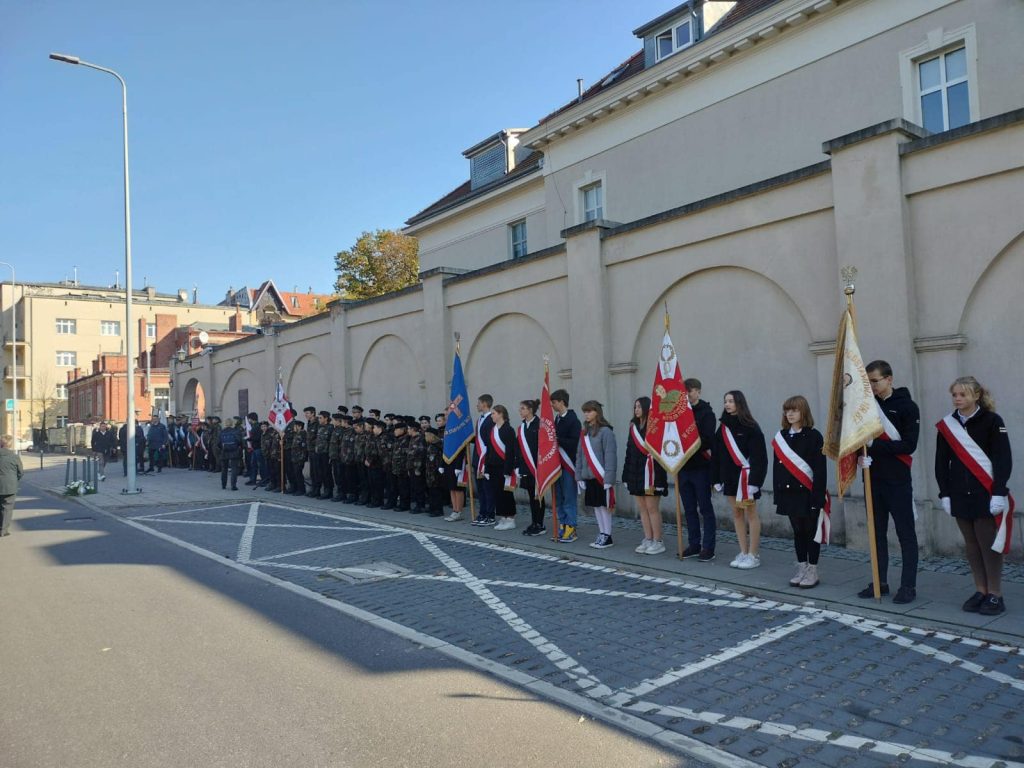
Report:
630,423,655,495
580,431,615,509
876,404,913,468
772,432,832,544
937,414,1015,554
722,425,753,502
518,421,537,479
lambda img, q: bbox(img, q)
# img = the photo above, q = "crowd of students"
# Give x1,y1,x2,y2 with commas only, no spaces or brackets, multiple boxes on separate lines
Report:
98,362,1012,615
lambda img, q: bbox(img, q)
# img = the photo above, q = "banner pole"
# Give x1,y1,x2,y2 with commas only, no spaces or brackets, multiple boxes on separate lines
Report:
280,430,285,494
674,473,685,558
467,445,477,522
550,485,559,541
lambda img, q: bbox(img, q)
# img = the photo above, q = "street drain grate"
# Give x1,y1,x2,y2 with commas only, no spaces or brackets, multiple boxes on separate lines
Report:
324,561,411,585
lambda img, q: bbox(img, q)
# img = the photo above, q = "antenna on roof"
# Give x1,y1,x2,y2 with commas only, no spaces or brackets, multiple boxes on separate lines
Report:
577,78,584,102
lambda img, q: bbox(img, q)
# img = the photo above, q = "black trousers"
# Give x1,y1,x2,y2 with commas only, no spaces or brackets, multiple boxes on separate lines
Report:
315,454,332,496
409,473,426,509
0,494,15,535
367,467,384,506
221,457,240,489
331,459,346,498
871,480,919,589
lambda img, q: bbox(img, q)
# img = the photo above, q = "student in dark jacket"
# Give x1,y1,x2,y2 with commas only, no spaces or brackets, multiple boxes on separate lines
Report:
857,360,921,604
145,415,169,474
678,378,717,561
622,396,667,555
119,422,146,477
90,422,115,480
219,418,244,490
772,396,827,589
484,404,517,528
551,389,581,543
712,390,767,570
516,399,547,536
935,376,1013,616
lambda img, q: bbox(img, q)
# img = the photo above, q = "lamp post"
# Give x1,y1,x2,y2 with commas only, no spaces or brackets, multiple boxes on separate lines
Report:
0,262,17,453
50,53,139,493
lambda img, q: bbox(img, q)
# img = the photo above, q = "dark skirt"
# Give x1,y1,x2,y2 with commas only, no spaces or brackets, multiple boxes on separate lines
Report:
583,478,608,507
626,479,668,497
775,489,815,518
442,456,465,492
950,492,993,520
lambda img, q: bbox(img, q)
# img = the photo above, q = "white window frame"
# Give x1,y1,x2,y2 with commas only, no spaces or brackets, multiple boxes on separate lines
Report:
56,351,77,367
654,17,693,62
146,322,156,339
899,25,978,132
581,182,603,223
56,383,68,400
509,220,528,259
572,170,608,225
56,318,77,335
100,320,121,336
56,416,69,429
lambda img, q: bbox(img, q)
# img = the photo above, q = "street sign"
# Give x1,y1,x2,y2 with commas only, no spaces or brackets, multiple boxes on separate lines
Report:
4,399,13,412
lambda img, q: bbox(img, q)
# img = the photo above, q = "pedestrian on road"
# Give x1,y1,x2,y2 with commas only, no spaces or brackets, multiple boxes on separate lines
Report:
0,435,24,537
713,390,767,569
935,376,1013,616
771,395,827,589
576,400,617,549
219,418,244,491
90,421,114,481
623,396,667,555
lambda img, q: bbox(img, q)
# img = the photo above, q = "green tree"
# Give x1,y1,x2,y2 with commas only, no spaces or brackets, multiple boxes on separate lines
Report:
334,229,419,300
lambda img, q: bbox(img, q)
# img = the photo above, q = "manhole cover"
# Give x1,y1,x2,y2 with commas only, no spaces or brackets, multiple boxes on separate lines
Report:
324,560,410,585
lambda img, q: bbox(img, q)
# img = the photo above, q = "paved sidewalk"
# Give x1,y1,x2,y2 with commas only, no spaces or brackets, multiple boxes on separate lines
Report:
31,455,1024,646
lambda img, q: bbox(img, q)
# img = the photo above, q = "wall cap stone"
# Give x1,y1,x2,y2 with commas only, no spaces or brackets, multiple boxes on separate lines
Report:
914,334,968,353
822,118,929,155
899,107,1024,156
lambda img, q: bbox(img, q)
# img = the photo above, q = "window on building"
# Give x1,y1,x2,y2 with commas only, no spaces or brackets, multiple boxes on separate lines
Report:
55,383,68,400
509,220,528,259
655,18,692,62
56,416,69,429
101,320,121,336
153,387,170,414
291,296,298,309
56,351,77,366
582,182,603,222
56,318,77,335
918,47,969,133
146,322,156,339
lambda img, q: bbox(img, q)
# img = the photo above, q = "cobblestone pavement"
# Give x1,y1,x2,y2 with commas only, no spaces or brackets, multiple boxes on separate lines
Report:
111,500,1024,767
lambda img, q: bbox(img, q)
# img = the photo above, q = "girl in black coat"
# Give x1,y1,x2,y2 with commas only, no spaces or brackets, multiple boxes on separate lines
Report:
935,376,1013,616
485,404,519,528
622,397,668,555
771,396,827,588
712,390,767,570
516,400,547,536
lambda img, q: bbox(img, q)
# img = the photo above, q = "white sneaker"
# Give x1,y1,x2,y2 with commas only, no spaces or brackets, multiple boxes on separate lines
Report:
736,553,761,570
645,540,666,555
635,538,653,554
729,553,748,568
444,511,463,522
493,519,509,531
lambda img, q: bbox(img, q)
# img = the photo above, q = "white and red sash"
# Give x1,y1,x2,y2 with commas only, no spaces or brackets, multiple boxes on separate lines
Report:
876,404,913,468
937,414,1015,554
559,447,576,479
630,423,655,495
475,415,489,477
580,431,615,509
489,426,517,490
518,422,537,480
772,431,832,544
722,425,753,502
455,456,468,487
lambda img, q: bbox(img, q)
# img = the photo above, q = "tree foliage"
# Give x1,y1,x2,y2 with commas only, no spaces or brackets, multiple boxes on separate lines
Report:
334,229,419,300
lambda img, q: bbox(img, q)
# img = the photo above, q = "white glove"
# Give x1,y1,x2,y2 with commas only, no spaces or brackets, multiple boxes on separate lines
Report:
866,439,874,448
578,480,586,492
990,496,1009,515
437,467,445,474
603,483,612,490
941,497,951,515
858,456,873,469
483,473,490,480
748,485,759,495
713,483,723,493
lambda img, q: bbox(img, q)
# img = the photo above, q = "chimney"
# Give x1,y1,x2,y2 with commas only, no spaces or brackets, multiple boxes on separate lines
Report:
177,288,188,302
145,285,156,301
192,285,198,304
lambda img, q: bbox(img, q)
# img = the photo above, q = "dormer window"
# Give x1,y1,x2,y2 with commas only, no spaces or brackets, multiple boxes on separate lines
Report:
655,18,692,61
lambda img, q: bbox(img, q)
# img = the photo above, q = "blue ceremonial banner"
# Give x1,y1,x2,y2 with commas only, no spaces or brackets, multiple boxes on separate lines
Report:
443,351,474,464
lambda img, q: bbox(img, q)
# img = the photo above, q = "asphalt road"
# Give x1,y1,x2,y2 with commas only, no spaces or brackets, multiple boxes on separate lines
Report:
0,483,692,768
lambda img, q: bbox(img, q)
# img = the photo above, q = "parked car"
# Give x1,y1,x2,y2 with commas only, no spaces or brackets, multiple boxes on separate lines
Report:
15,437,33,452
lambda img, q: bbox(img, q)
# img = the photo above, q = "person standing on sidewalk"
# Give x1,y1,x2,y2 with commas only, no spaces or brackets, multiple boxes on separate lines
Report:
486,405,518,530
577,400,618,549
219,418,244,491
472,395,496,526
771,396,827,588
935,376,1013,616
623,396,667,555
517,399,547,536
90,421,114,481
713,390,767,570
0,435,24,537
551,389,581,542
857,360,920,605
146,415,169,474
678,379,718,562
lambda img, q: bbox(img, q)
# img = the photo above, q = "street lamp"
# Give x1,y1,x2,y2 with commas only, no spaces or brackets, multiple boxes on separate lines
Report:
0,261,17,453
50,52,139,493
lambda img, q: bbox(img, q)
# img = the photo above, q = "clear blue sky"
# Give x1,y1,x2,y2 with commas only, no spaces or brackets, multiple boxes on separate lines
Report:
1,0,663,299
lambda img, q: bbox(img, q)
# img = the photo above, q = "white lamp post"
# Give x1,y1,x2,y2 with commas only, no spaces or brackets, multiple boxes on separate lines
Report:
50,53,139,493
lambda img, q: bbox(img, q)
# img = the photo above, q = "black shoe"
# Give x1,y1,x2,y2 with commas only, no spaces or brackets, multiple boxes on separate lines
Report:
231,486,238,491
318,494,332,500
978,594,1006,616
306,492,318,498
681,545,701,559
428,510,444,517
697,549,716,562
525,524,546,536
244,480,256,486
892,586,916,604
522,524,538,535
221,485,227,490
962,591,986,612
857,583,889,598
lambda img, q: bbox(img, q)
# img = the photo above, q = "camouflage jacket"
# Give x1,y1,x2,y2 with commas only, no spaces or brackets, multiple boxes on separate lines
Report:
328,425,344,461
425,440,443,488
406,435,426,477
341,428,356,464
315,422,333,454
364,433,383,469
290,431,307,463
390,435,409,475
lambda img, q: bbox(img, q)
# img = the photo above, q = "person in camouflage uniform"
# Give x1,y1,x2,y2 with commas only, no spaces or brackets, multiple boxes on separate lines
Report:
312,410,333,499
389,420,410,511
354,419,371,505
380,414,395,507
365,419,385,508
288,420,307,495
328,413,346,502
424,427,446,517
303,407,319,498
262,421,282,492
406,420,427,514
208,416,223,473
341,419,358,503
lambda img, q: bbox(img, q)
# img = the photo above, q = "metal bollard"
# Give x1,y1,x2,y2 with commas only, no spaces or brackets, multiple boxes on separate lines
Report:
65,458,71,486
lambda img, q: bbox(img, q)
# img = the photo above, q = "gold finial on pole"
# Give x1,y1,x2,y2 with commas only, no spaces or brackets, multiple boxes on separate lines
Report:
454,331,461,355
664,301,670,331
841,265,857,296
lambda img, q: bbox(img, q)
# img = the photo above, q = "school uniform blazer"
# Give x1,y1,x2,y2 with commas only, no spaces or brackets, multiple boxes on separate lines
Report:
935,408,1012,518
554,409,581,464
712,414,767,496
575,425,618,486
483,422,517,477
516,417,539,480
772,428,826,514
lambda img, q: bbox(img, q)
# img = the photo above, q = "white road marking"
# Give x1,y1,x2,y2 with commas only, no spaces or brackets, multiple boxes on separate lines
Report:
235,503,260,563
253,532,406,562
